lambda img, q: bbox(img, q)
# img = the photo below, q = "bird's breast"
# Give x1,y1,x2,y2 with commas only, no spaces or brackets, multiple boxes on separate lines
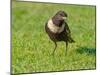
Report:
47,19,65,33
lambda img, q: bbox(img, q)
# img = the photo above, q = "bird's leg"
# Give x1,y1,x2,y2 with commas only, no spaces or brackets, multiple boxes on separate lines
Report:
52,42,57,55
65,42,68,55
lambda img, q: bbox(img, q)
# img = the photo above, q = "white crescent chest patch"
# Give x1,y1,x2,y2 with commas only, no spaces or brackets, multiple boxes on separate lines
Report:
47,19,65,33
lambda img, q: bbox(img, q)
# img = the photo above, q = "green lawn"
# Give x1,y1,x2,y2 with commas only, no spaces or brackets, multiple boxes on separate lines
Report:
12,1,96,74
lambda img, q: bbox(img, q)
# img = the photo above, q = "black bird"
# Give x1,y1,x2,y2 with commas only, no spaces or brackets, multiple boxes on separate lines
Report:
45,10,75,55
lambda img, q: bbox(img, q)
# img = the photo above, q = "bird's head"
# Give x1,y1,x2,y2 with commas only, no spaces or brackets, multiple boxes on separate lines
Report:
52,10,68,27
54,10,67,21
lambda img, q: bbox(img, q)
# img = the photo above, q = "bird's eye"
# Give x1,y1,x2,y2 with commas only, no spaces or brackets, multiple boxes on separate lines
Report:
60,14,63,16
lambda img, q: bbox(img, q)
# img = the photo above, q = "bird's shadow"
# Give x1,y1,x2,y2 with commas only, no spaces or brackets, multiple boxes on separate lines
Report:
76,46,96,55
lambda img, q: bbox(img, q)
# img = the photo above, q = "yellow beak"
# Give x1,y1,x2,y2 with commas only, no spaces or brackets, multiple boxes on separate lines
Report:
62,17,67,20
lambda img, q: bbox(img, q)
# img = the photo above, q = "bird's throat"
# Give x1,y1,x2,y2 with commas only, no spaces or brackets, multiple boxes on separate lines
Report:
47,19,65,33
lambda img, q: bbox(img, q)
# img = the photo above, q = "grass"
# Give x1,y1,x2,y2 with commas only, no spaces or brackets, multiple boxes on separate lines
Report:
12,1,96,74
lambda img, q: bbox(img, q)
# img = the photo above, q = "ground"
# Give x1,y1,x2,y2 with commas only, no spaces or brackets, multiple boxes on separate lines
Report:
12,1,96,74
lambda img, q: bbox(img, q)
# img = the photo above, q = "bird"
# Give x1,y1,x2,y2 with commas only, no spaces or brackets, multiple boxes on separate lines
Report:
45,10,75,55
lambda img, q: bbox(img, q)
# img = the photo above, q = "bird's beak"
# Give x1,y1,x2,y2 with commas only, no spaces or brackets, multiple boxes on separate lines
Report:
62,17,67,20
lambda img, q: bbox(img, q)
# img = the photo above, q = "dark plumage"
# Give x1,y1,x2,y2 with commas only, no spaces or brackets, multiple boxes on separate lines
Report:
45,10,75,55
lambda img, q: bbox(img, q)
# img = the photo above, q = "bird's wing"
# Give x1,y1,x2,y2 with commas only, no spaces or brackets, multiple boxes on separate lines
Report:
64,22,75,43
64,22,71,34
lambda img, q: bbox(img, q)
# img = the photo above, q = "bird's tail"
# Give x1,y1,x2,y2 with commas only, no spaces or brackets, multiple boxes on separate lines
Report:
68,37,75,43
